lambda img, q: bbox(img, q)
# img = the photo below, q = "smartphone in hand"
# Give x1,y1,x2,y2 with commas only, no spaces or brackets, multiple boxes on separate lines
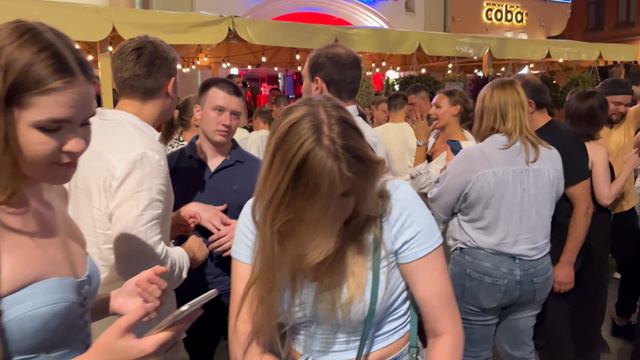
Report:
447,140,463,155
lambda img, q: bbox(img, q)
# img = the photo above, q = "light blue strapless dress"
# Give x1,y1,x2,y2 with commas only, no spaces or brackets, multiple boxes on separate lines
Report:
1,256,100,359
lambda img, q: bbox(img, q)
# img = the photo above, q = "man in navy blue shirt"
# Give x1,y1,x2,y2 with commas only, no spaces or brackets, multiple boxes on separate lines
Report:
168,77,260,360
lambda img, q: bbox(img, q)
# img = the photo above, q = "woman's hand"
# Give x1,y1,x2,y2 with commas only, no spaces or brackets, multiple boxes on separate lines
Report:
75,304,202,360
110,266,168,320
623,149,640,171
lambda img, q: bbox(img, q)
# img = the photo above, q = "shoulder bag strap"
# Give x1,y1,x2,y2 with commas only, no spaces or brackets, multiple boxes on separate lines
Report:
355,220,382,360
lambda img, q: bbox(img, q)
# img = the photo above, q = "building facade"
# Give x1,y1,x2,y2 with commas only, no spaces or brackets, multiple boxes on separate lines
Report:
561,0,640,46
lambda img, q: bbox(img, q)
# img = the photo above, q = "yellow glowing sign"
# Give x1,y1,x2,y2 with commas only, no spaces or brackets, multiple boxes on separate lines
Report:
482,2,528,26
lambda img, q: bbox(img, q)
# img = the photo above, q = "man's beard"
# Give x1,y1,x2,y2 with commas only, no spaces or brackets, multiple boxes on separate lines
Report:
608,112,627,127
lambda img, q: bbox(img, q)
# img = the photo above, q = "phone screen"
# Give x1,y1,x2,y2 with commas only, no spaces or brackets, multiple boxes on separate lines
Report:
146,289,219,335
447,140,463,155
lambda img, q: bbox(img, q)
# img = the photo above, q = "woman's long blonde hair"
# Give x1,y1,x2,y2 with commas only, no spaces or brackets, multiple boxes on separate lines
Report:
473,78,548,163
240,95,389,356
0,20,95,204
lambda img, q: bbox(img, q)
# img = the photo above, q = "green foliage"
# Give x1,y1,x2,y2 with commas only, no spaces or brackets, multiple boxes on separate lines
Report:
397,74,443,96
383,77,395,96
356,72,376,107
540,75,564,112
543,70,598,111
563,71,598,94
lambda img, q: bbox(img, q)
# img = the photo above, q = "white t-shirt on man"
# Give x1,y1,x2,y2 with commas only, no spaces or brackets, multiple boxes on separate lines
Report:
375,122,417,179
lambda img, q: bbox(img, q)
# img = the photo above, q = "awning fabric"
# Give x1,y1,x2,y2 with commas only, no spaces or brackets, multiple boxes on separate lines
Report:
1,0,637,61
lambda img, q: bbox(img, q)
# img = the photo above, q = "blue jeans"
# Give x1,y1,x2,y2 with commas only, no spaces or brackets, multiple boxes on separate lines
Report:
450,248,553,360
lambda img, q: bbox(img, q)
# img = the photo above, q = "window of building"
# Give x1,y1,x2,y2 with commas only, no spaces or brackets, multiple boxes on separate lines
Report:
587,0,606,30
618,0,637,24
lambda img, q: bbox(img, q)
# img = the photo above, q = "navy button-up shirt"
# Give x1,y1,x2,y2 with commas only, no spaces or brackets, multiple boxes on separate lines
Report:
168,137,260,301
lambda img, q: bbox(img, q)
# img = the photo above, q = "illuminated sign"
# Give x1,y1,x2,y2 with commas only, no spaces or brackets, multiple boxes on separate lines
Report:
550,0,571,3
482,2,528,26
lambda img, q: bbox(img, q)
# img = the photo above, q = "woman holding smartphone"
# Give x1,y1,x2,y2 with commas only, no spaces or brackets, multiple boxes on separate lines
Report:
428,79,564,359
229,95,463,359
410,88,476,195
0,20,200,359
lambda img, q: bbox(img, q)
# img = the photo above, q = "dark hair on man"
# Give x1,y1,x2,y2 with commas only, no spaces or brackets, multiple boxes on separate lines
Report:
198,77,244,103
371,96,387,109
269,87,282,94
112,35,179,100
437,88,475,127
564,90,609,142
307,43,362,102
226,74,241,81
253,107,275,126
513,74,552,111
405,83,431,100
274,94,289,107
387,92,408,113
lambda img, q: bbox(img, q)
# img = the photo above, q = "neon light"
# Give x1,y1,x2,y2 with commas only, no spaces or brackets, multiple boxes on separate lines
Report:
482,2,528,26
273,12,353,26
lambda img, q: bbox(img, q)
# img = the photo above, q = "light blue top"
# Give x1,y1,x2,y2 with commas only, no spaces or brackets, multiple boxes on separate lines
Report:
1,256,100,359
232,180,442,359
428,134,564,260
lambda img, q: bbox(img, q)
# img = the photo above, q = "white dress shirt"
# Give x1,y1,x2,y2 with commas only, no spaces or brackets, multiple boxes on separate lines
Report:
345,105,388,163
67,108,190,335
375,122,417,179
244,129,270,159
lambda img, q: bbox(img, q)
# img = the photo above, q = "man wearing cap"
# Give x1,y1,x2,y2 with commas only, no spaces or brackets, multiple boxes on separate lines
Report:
597,78,640,341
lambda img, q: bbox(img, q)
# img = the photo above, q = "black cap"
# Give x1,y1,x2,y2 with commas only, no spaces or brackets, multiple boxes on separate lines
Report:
596,78,634,97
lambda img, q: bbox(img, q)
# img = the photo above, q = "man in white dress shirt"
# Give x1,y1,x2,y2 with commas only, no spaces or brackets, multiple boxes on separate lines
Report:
375,92,416,179
301,43,388,163
67,36,225,347
245,107,273,159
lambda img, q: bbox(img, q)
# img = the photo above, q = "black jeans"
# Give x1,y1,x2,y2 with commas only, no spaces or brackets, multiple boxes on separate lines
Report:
179,292,230,360
535,211,611,360
611,207,640,320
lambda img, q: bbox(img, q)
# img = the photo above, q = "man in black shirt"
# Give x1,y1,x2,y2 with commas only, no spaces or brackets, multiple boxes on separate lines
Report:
515,75,596,360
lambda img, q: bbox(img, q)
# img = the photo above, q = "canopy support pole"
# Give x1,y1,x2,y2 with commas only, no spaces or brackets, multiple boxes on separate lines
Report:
97,39,114,108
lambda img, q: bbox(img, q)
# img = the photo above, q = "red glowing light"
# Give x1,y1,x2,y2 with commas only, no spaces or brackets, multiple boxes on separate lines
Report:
272,12,353,26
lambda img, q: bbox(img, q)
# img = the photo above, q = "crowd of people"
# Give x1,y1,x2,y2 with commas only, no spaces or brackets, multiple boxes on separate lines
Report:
3,18,640,360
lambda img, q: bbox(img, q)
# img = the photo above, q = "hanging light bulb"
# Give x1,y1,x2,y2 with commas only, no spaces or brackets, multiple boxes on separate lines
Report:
274,66,278,71
447,69,453,74
295,51,301,60
376,67,380,73
227,61,231,67
107,43,114,52
448,63,453,69
382,60,387,67
248,64,252,69
421,68,426,74
74,42,81,49
261,53,267,62
196,58,201,65
86,54,94,61
177,64,182,70
396,66,400,71
222,61,228,69
558,58,564,63
191,63,196,70
297,64,302,71
371,62,376,68
474,69,479,74
529,63,535,68
501,66,506,71
204,54,209,61
473,56,478,60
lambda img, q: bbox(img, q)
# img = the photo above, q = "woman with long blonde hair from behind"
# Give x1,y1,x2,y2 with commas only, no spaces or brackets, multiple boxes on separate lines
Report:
229,95,463,359
428,79,565,360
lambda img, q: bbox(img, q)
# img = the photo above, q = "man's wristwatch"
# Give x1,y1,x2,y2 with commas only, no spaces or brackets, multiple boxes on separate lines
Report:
416,140,428,147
